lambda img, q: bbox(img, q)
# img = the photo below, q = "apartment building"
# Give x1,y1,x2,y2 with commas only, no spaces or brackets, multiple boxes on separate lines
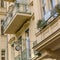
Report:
3,0,34,60
0,0,8,60
33,0,60,60
2,0,60,60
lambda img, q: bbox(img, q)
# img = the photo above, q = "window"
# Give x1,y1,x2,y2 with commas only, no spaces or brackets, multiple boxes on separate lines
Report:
1,57,5,60
24,5,28,12
50,0,55,8
25,29,30,49
59,0,60,2
1,20,4,35
1,50,5,55
1,50,5,60
42,6,46,15
42,0,45,4
25,29,29,37
42,0,46,15
18,36,22,44
0,0,4,7
25,29,31,58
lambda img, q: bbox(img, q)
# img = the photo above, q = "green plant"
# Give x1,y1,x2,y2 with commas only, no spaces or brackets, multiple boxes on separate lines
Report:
37,20,42,29
37,19,47,29
55,3,60,13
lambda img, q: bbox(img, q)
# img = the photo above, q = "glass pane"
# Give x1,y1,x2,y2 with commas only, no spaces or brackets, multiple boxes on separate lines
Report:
44,11,51,21
58,0,60,3
22,49,27,60
42,0,46,15
50,0,55,8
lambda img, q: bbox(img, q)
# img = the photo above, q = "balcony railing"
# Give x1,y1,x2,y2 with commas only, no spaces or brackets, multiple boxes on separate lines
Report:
37,3,60,30
37,7,59,29
3,3,31,30
33,3,60,47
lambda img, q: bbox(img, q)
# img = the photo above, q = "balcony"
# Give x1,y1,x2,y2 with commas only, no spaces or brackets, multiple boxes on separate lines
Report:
3,3,31,34
33,4,60,51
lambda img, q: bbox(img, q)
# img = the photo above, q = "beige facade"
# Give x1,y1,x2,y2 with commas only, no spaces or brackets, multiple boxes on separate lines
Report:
2,0,60,60
0,1,8,60
0,35,8,60
32,0,60,60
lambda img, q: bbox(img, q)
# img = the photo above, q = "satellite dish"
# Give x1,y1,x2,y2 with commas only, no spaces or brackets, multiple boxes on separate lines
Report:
15,45,21,51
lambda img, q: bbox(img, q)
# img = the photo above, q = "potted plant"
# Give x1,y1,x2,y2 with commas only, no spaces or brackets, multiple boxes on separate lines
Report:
37,19,47,29
55,3,60,14
37,20,42,29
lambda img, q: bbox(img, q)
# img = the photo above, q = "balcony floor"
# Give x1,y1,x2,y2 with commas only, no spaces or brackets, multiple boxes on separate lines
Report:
4,13,31,34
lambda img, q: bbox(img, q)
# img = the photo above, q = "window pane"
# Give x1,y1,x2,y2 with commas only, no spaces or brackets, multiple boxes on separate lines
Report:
59,0,60,2
42,0,45,4
44,11,51,21
50,0,55,8
42,0,46,15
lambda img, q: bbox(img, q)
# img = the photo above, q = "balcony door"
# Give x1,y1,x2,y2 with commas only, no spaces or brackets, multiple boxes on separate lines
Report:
25,29,31,60
50,0,56,8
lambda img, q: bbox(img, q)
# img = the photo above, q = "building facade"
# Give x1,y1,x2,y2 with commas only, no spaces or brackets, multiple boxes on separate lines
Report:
33,0,60,60
2,0,60,60
0,0,8,60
